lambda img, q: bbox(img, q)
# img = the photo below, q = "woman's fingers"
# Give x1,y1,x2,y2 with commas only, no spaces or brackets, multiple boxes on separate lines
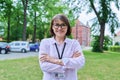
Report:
72,51,81,58
40,54,53,62
40,54,48,62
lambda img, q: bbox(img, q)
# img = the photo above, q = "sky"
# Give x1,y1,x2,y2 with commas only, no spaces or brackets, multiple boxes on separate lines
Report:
78,2,120,36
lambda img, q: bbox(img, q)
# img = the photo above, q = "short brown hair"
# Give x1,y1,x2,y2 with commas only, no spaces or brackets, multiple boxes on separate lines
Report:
50,14,71,36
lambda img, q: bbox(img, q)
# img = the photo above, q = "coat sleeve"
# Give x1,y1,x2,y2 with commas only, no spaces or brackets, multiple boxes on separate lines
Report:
62,40,85,70
39,39,65,73
39,61,65,73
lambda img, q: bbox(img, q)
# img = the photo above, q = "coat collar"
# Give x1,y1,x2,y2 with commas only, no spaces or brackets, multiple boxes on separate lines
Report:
51,37,68,45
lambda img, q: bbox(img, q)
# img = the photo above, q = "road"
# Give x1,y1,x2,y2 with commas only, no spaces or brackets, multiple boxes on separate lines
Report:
0,47,91,61
0,52,39,60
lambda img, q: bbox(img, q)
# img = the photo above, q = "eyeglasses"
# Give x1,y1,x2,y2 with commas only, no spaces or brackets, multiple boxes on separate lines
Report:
53,23,67,29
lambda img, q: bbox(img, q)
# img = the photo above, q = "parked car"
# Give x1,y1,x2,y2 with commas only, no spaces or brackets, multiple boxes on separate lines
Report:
9,41,30,53
0,42,10,54
29,43,39,52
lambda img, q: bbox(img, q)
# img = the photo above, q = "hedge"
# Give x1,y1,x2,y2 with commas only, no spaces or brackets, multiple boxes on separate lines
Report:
109,46,120,52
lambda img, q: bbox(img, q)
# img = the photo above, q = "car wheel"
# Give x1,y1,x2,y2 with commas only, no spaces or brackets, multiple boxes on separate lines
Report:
1,49,6,54
21,49,26,53
35,49,39,52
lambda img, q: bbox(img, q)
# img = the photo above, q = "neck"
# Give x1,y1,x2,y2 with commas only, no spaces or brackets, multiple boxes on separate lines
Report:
54,36,65,44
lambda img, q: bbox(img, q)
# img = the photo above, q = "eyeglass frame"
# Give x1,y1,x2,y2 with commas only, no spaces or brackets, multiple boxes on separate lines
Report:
53,23,67,29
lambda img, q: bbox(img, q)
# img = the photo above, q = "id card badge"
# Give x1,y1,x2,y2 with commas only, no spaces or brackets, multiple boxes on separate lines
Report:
55,73,65,79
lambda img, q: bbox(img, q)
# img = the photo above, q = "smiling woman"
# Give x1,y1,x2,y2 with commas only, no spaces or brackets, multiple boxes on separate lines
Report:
50,14,71,38
39,14,85,80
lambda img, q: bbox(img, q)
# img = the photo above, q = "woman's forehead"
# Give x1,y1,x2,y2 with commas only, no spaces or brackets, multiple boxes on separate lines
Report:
53,19,64,23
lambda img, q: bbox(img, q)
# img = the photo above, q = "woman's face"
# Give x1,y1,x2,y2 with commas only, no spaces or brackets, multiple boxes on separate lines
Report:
52,19,68,38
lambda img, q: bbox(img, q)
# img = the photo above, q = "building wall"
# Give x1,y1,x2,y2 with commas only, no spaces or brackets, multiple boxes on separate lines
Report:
71,20,90,47
114,31,120,43
114,36,120,42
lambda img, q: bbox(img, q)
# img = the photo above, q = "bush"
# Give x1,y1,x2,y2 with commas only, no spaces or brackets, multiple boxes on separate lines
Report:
91,35,112,52
109,46,120,52
103,36,112,50
92,36,102,52
115,42,120,46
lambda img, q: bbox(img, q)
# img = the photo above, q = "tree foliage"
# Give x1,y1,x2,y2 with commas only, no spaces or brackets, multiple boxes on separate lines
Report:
0,0,14,42
63,0,120,52
0,0,74,42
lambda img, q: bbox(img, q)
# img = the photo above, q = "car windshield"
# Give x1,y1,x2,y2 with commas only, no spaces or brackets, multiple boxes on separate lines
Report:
29,43,34,46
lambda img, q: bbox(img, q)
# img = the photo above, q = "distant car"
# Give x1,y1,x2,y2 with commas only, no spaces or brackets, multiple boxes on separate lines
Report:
9,41,30,53
0,42,10,54
29,43,39,52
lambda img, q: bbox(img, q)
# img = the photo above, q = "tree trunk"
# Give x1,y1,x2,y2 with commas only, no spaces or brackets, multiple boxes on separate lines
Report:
99,23,105,52
32,11,37,43
23,6,27,41
7,15,10,42
16,13,20,40
22,0,28,41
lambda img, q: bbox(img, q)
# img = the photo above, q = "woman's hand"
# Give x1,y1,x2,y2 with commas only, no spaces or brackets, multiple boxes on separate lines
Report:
72,51,81,58
40,54,53,62
40,53,64,65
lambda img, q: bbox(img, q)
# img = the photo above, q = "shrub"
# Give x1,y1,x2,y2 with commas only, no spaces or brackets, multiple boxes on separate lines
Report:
109,46,120,52
91,35,112,52
115,42,120,46
91,36,101,52
103,36,112,50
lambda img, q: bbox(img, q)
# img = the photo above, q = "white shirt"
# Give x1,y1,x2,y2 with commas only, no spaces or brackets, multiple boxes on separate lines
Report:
39,37,85,80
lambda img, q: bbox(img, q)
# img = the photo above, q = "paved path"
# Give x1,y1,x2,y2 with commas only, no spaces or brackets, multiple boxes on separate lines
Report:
0,47,91,61
82,47,92,50
0,52,38,60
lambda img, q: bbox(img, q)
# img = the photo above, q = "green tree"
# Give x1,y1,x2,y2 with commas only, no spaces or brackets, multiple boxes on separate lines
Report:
0,0,13,42
0,0,74,42
10,1,23,41
28,0,38,42
27,0,71,40
21,0,28,41
63,0,120,52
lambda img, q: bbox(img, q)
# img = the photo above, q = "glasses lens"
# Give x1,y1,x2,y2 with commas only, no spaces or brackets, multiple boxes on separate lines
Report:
54,24,66,29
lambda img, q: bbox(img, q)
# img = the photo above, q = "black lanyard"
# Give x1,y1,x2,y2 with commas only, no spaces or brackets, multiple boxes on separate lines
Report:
55,42,66,59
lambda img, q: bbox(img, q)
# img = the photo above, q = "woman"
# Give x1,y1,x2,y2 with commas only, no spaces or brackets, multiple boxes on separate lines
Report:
39,14,85,80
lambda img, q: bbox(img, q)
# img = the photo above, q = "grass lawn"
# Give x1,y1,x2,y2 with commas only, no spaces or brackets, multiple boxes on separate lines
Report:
0,50,120,80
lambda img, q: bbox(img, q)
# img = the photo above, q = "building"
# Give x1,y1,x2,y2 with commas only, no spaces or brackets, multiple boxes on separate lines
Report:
72,20,91,47
114,30,120,44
